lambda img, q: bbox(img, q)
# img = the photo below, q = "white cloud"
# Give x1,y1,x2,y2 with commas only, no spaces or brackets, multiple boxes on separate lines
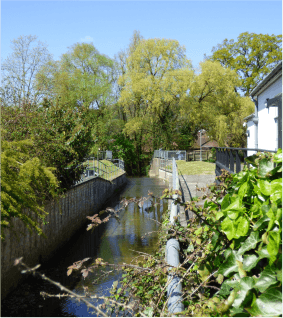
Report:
80,36,94,43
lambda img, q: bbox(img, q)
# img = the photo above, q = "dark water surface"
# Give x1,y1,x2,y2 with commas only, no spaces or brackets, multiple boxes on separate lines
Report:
1,177,168,317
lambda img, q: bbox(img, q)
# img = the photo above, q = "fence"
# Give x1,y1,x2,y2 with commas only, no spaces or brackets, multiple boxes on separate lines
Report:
215,147,277,177
153,150,186,171
74,158,125,186
187,149,211,161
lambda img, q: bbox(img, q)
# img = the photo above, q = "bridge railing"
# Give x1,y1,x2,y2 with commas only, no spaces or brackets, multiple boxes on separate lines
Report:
74,157,125,186
215,147,277,177
153,150,186,171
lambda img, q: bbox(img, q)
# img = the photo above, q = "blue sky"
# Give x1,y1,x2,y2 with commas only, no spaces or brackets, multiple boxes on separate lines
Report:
1,1,282,70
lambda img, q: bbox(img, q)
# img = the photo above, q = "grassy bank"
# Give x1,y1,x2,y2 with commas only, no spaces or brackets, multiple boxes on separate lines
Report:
176,160,215,175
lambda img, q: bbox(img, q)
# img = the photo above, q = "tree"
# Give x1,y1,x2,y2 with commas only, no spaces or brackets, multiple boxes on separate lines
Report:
117,36,194,173
206,32,282,96
1,136,59,240
2,98,94,192
36,42,114,110
181,60,254,147
1,35,52,106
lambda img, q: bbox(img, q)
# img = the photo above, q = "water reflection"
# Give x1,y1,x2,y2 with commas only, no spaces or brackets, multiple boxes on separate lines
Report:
1,177,168,317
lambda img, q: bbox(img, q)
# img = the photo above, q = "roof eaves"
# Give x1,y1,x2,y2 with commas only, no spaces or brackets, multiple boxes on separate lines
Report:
250,62,282,97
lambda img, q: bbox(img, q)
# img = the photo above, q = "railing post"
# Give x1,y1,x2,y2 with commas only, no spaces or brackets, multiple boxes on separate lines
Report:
229,150,234,173
235,150,241,173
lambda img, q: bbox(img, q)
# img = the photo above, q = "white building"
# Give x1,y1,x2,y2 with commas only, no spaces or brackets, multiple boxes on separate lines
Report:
245,62,282,155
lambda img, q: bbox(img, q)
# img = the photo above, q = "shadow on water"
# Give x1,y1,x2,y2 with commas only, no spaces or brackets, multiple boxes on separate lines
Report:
1,177,169,317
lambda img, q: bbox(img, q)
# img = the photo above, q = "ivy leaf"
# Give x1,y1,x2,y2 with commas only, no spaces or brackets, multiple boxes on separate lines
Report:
238,231,260,255
267,230,281,264
229,307,250,317
221,217,236,240
257,180,272,196
253,215,270,231
271,178,282,193
218,251,242,277
273,148,282,163
258,158,274,178
243,254,259,271
233,277,255,308
221,194,231,210
238,182,248,199
234,216,250,237
245,287,282,317
254,264,278,293
256,245,270,260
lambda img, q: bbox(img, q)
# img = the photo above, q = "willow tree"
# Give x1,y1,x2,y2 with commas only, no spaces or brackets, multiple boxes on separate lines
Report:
118,37,194,174
206,32,282,96
181,60,254,147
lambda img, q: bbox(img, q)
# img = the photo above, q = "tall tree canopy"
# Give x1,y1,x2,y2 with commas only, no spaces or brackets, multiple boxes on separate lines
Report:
206,32,282,96
117,36,195,173
181,60,254,147
1,35,52,106
36,42,114,110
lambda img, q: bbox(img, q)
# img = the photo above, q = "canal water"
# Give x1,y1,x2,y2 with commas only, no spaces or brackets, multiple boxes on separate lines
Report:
1,177,169,317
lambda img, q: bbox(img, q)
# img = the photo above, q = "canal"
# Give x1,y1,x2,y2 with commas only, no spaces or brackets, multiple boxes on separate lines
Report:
1,176,169,317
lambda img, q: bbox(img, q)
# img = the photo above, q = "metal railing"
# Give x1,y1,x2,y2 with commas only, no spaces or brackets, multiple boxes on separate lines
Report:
153,150,186,171
215,147,277,177
74,157,125,186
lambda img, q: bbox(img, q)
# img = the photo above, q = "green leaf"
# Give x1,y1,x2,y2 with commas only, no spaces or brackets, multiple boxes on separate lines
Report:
233,277,255,308
243,254,259,271
221,194,231,210
258,158,274,178
211,232,219,248
273,148,282,163
267,230,281,264
253,215,270,231
221,217,236,240
218,251,242,277
143,307,154,317
238,231,260,255
187,244,194,253
238,182,248,199
271,178,282,193
256,245,270,259
245,287,282,317
257,179,272,196
234,216,250,237
254,264,278,293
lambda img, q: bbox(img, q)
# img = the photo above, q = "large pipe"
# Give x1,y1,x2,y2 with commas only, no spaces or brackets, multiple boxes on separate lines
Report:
166,158,184,314
252,97,259,149
166,239,184,314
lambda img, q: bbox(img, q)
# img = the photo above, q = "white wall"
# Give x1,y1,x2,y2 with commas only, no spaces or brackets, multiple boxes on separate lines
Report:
246,120,256,156
257,76,281,151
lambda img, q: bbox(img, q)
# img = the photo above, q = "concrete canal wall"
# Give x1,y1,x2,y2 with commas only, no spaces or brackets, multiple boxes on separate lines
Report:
1,174,127,299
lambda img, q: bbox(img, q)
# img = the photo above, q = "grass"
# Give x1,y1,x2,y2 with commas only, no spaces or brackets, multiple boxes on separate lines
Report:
176,160,215,175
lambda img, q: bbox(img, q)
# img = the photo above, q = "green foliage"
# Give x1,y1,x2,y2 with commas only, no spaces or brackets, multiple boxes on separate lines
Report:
2,99,94,191
181,60,254,147
1,137,59,240
108,149,282,316
207,32,282,96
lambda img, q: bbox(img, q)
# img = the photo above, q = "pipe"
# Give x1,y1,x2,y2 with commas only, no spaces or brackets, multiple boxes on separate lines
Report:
252,97,259,149
166,239,184,314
